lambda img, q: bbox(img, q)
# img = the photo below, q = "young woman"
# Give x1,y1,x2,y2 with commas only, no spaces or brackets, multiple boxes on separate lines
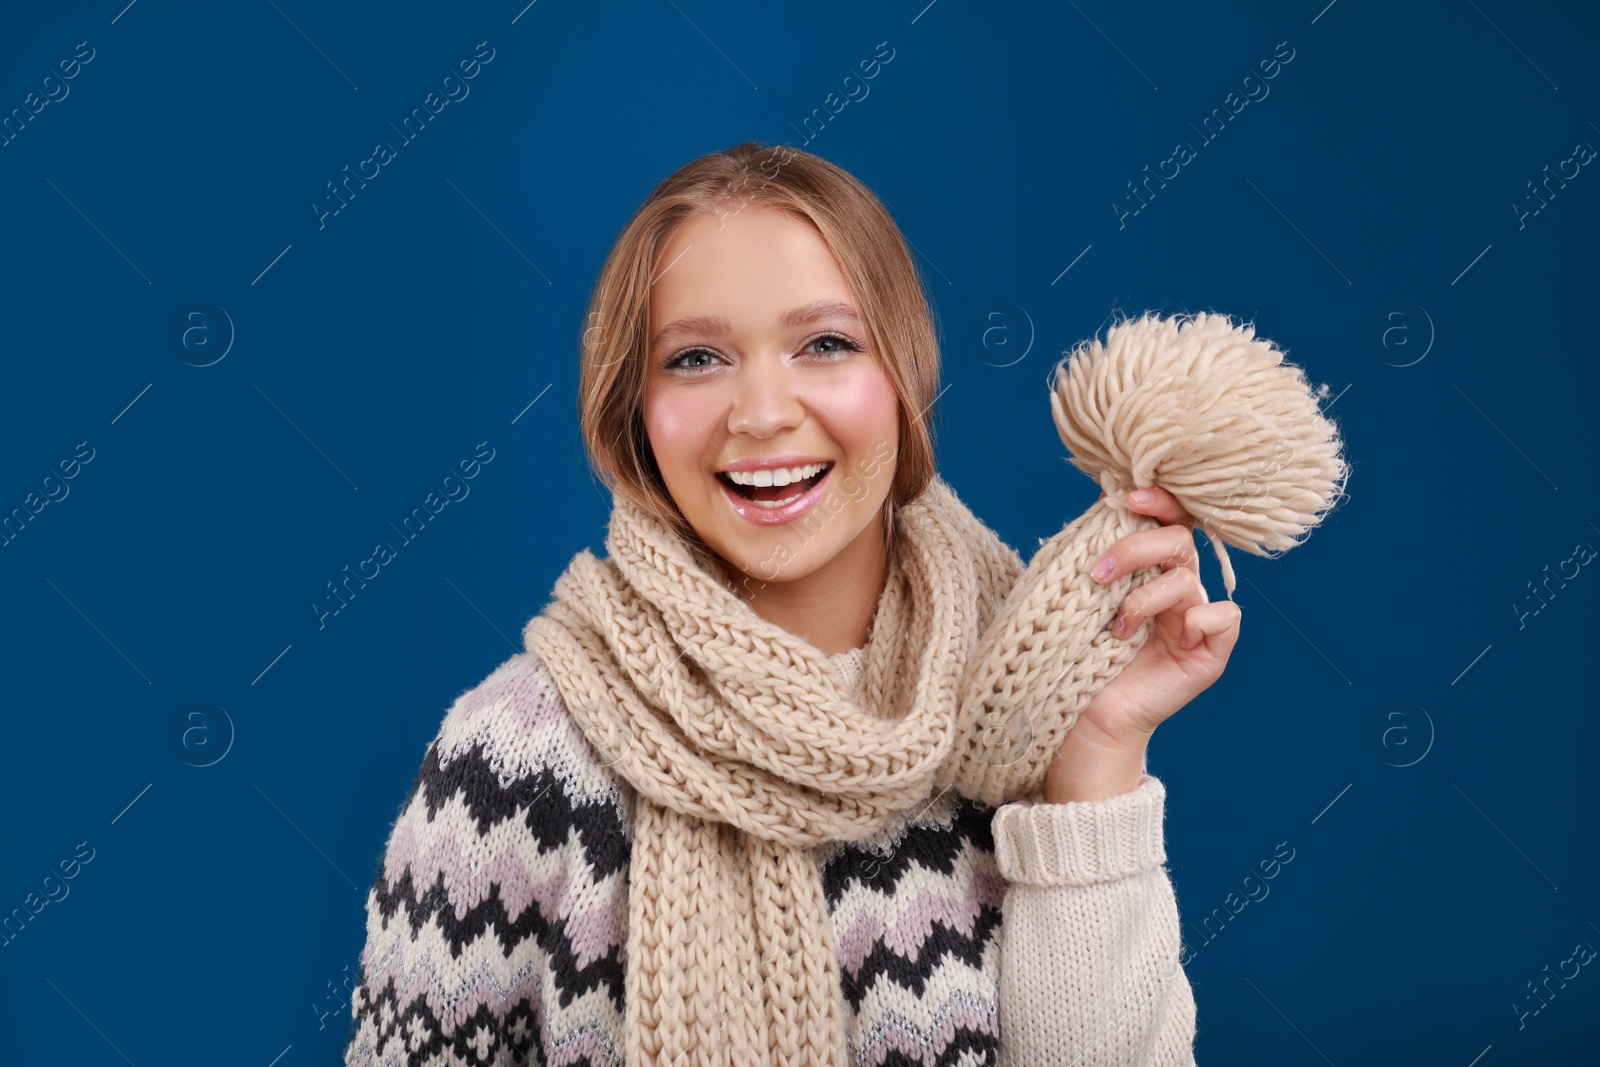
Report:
344,141,1238,1067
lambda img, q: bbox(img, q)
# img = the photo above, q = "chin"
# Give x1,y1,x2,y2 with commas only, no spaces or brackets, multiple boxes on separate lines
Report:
720,532,826,587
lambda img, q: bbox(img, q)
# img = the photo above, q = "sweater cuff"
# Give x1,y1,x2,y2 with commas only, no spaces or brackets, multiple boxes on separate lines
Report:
992,773,1167,887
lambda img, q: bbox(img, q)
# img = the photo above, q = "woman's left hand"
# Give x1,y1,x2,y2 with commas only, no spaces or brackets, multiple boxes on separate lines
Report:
1041,486,1243,803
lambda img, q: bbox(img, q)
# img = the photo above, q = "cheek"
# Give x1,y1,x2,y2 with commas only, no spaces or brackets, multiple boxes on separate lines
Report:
824,367,899,448
644,388,718,475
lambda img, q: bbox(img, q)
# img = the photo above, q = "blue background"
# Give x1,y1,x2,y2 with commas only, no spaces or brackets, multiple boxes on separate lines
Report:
2,0,1597,1063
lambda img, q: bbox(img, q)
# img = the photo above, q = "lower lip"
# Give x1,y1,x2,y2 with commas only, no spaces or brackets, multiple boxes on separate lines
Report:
717,465,833,526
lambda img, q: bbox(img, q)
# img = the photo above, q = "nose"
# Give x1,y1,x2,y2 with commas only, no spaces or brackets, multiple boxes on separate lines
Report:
726,357,804,438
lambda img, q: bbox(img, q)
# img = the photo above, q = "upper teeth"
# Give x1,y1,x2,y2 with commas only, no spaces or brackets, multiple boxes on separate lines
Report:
724,462,829,487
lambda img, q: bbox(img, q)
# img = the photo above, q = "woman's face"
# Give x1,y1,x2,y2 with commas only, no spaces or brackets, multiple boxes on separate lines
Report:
643,205,900,594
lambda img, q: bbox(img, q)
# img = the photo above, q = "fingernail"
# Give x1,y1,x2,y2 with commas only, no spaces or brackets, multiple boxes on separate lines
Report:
1130,488,1153,505
1112,614,1127,634
1092,555,1114,581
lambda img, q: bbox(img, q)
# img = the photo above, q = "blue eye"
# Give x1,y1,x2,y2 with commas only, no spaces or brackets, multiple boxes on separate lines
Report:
661,349,719,371
660,331,864,372
805,332,864,356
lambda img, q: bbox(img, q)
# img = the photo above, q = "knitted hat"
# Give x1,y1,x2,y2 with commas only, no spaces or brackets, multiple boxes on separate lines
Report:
941,310,1350,805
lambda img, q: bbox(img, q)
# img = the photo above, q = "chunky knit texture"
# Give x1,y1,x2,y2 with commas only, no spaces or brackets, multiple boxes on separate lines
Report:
343,646,1197,1066
526,469,1095,1067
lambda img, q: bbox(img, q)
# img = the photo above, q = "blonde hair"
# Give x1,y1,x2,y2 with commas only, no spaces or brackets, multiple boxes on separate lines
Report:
576,140,941,555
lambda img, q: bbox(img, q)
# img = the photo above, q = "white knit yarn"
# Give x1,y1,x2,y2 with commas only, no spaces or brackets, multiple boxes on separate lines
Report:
827,646,867,699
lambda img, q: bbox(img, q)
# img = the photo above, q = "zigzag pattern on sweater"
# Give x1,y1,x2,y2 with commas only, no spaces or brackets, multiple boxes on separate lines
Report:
344,650,1004,1066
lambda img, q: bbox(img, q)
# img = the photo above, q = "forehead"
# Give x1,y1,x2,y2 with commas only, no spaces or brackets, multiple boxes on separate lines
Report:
649,208,854,328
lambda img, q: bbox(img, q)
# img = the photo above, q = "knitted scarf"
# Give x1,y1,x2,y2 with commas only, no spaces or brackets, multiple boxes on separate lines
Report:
521,311,1349,1066
523,474,1033,1066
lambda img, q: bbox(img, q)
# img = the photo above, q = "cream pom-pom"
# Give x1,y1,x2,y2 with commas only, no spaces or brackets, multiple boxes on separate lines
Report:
944,310,1350,804
1051,310,1349,596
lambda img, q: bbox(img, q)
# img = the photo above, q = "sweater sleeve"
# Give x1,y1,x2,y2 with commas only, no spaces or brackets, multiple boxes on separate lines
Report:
991,773,1197,1067
342,652,631,1066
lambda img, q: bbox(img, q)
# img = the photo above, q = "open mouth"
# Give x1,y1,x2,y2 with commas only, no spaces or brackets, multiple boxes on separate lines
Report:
717,462,833,508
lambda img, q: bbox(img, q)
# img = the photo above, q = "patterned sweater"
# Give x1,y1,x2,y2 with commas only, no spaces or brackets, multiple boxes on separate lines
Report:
344,645,1197,1066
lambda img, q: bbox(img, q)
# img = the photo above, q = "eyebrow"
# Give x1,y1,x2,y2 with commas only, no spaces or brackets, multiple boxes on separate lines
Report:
649,299,861,351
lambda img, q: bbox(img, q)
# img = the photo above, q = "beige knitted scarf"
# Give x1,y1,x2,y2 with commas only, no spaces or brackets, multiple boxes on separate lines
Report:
521,312,1349,1066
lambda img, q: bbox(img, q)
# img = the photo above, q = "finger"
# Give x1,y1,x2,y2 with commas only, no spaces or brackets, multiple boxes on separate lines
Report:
1092,524,1202,586
1125,485,1195,529
1112,565,1209,637
1177,600,1242,656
